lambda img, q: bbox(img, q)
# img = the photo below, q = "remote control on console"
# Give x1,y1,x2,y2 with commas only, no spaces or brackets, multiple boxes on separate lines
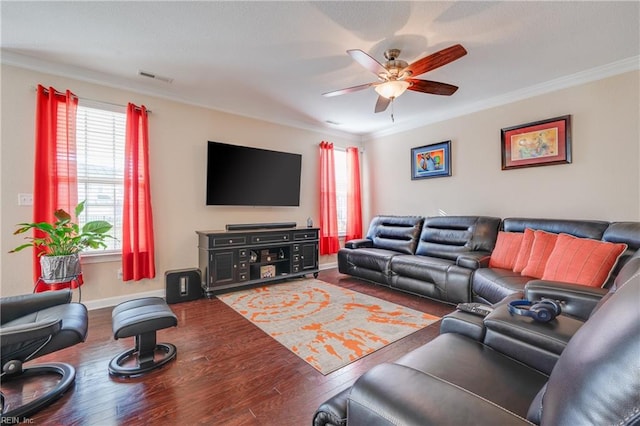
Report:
456,302,494,317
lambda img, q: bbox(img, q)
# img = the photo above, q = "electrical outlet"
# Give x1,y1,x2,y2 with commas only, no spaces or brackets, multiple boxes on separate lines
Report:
117,268,123,279
18,193,33,206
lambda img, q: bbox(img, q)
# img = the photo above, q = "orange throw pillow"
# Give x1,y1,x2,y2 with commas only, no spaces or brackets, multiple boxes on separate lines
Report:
489,231,524,270
542,233,628,287
521,230,558,278
513,228,535,273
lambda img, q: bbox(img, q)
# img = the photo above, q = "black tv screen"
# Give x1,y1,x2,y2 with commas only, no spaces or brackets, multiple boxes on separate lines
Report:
206,141,302,206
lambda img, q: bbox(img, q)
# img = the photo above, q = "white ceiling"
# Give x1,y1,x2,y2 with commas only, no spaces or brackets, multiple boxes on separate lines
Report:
2,1,639,137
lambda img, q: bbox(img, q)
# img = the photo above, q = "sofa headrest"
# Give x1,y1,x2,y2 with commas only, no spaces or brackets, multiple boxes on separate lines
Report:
416,216,501,259
502,218,609,240
603,222,640,251
589,249,640,317
534,255,640,425
365,215,424,255
598,222,639,286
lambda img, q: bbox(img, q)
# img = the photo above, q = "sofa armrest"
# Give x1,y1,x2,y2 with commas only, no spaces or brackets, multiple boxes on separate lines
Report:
524,280,608,321
347,363,531,426
456,252,492,269
313,388,349,426
483,302,584,374
344,238,374,249
440,310,486,341
0,319,62,346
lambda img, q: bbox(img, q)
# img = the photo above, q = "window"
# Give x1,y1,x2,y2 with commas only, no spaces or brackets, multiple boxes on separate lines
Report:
75,101,125,252
334,149,347,236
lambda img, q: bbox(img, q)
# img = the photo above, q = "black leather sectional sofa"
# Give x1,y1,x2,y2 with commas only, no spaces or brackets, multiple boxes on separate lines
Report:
314,251,640,426
338,215,640,305
338,215,502,304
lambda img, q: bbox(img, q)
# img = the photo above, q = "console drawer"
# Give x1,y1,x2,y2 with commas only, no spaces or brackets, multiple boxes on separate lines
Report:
251,233,290,244
212,236,247,247
293,231,318,241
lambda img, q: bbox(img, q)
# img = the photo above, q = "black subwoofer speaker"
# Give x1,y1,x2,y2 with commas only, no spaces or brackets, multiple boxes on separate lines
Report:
165,268,202,304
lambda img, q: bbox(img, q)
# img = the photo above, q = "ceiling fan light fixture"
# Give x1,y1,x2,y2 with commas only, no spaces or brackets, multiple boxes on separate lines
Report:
375,80,410,99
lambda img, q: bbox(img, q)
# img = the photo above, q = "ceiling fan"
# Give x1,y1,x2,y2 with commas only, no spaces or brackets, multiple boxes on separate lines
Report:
323,44,467,113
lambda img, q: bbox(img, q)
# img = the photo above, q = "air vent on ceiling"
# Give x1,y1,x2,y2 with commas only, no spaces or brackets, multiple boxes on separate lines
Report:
138,70,173,83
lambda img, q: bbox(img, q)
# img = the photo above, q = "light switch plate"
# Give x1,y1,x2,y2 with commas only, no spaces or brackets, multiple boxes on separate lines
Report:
18,193,33,206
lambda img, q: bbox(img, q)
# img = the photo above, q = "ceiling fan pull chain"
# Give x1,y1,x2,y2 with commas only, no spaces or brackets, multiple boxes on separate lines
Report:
391,98,395,123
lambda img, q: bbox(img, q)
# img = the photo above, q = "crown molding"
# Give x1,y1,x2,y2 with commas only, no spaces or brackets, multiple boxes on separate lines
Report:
367,55,640,139
1,50,361,143
3,50,636,142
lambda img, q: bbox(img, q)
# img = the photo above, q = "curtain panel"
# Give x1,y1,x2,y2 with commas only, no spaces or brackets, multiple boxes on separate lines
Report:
345,147,363,241
122,104,156,281
319,141,340,255
33,85,79,286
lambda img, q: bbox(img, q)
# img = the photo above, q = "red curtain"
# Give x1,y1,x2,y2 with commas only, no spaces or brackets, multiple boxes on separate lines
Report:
122,104,156,281
33,85,79,287
345,147,363,241
319,141,340,255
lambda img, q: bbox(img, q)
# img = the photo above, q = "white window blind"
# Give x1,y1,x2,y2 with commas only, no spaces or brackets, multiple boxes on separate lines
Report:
76,101,125,252
334,149,347,236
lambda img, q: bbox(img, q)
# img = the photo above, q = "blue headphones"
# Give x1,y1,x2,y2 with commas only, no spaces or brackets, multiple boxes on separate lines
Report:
508,299,562,323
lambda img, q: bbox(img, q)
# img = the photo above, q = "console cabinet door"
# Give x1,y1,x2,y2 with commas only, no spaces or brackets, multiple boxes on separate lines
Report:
212,250,235,285
300,243,318,271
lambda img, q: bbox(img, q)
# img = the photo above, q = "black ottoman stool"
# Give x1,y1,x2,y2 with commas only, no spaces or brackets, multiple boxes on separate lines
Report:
109,297,178,377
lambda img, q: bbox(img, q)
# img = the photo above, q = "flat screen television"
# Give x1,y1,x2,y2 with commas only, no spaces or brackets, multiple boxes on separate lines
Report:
206,141,302,206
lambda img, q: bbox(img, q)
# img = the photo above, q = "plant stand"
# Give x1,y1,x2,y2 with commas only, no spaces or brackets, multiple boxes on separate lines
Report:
34,275,82,302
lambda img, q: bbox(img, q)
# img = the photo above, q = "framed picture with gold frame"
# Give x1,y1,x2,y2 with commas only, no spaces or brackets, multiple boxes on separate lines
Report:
501,115,572,170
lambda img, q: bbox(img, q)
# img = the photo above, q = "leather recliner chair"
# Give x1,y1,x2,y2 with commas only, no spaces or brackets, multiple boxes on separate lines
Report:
1,290,88,420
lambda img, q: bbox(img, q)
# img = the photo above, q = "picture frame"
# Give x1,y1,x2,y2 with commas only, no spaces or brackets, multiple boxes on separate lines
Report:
501,115,572,170
411,140,452,180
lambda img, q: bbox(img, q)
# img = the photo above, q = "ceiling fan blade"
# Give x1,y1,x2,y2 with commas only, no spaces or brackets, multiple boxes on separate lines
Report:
322,82,374,97
404,44,467,77
374,96,391,113
407,79,459,96
348,49,387,75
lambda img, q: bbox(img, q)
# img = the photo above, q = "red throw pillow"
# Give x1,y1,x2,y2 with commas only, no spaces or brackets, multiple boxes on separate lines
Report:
521,230,558,278
489,231,524,270
542,233,628,287
513,228,535,273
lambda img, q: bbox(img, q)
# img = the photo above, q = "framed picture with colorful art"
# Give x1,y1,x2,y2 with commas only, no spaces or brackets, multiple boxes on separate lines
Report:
501,115,572,170
411,140,451,180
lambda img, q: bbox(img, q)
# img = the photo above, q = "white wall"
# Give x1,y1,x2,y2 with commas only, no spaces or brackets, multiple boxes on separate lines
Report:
2,65,638,304
364,71,640,222
1,64,359,302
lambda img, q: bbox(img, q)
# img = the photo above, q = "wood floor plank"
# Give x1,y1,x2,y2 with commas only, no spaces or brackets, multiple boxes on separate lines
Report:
5,269,454,425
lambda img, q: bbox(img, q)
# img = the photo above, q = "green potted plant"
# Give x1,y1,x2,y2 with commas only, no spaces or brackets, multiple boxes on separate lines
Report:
10,201,113,283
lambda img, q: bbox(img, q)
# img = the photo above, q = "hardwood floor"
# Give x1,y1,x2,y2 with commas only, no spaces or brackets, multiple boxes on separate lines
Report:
4,269,454,425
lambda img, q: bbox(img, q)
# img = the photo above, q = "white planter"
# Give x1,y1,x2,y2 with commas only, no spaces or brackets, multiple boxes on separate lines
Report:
40,254,81,284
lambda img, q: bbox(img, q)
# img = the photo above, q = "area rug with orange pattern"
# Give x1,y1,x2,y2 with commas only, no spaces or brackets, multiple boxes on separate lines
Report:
217,279,440,375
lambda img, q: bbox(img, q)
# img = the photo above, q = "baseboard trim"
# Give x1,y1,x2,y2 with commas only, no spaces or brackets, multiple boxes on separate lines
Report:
85,263,338,310
84,289,165,311
319,262,337,271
